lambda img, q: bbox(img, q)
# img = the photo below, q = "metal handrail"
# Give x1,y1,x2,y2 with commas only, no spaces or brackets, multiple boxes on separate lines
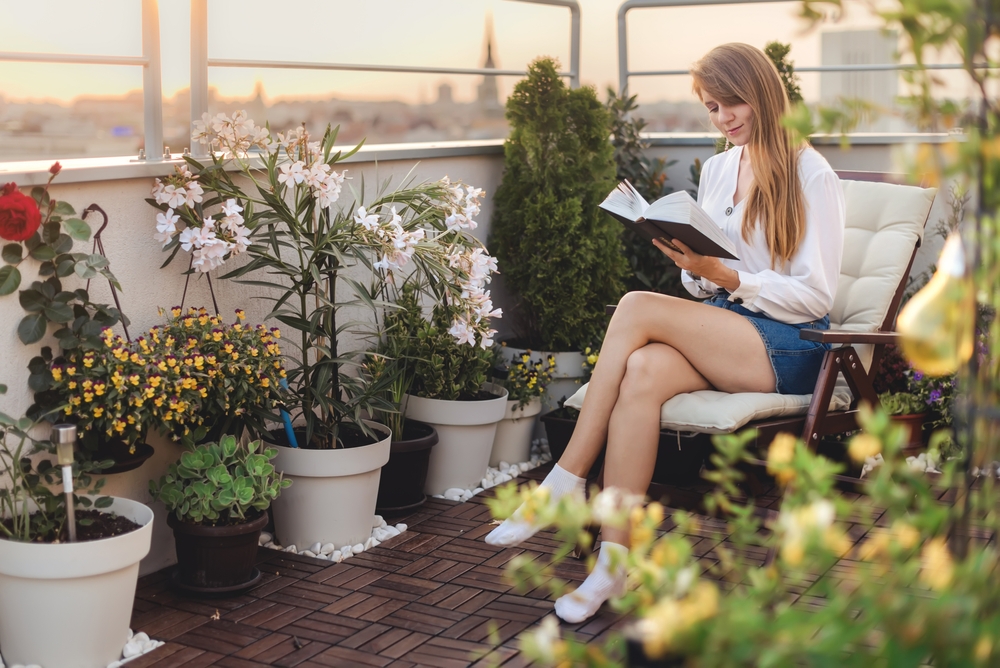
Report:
617,0,980,94
0,0,164,162
189,0,580,159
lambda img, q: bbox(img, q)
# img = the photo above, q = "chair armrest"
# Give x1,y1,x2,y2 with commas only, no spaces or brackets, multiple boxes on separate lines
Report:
799,329,900,344
606,305,617,316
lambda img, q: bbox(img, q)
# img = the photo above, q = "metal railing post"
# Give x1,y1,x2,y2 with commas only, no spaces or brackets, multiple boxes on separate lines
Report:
190,0,209,158
141,0,164,161
506,0,582,88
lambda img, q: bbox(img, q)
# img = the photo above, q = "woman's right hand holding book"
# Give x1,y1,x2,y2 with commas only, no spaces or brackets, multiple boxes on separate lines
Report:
653,237,741,292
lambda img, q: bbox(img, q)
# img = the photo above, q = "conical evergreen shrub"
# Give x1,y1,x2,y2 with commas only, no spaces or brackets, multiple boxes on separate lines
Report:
490,58,627,351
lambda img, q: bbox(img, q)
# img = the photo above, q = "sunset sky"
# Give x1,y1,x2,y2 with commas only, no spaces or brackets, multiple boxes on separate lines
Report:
0,0,972,108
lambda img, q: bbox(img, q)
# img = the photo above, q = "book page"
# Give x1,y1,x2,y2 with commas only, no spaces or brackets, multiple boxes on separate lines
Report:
598,180,649,222
645,190,737,258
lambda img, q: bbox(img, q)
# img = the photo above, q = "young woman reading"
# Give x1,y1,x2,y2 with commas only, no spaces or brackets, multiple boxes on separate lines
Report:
485,42,846,623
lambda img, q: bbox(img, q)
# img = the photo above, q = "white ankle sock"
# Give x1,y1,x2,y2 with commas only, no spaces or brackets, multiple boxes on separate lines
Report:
485,463,586,547
554,541,628,623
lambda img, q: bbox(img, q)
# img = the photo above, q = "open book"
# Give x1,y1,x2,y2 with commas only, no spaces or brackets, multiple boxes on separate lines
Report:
600,181,740,261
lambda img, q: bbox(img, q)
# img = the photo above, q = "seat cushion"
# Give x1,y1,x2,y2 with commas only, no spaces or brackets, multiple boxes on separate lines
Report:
563,382,853,434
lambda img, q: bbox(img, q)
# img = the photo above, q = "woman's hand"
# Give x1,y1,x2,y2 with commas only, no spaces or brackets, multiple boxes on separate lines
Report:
652,238,741,291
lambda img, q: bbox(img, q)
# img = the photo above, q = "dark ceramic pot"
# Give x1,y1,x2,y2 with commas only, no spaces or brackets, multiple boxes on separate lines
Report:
168,510,267,594
376,420,438,515
92,437,155,474
892,412,928,455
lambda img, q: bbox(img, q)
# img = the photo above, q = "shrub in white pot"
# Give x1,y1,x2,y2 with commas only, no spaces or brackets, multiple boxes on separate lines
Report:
0,405,153,668
157,112,500,546
489,348,555,467
386,286,507,495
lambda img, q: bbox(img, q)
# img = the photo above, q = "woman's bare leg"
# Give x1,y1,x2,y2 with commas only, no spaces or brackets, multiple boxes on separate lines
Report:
559,291,777,478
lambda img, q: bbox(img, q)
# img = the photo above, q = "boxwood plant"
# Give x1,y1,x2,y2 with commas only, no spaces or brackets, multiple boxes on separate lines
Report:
150,435,290,525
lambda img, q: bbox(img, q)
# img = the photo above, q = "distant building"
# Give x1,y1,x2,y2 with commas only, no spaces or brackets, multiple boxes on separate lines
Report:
820,29,902,132
477,15,502,116
437,82,454,105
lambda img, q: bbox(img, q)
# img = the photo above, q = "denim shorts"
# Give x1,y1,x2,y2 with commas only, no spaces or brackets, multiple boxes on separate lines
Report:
703,293,832,395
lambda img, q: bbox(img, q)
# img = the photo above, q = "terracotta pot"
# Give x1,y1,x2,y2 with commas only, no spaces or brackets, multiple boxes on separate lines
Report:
0,496,153,668
892,412,928,455
377,420,438,515
267,420,391,549
168,510,268,594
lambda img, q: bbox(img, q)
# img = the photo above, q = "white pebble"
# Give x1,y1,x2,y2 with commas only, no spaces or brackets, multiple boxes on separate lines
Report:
373,515,387,529
122,641,142,658
472,487,484,495
109,661,122,668
384,526,400,538
352,543,365,554
341,545,353,557
499,461,510,471
321,543,335,555
141,639,158,652
371,538,381,548
331,551,343,562
519,462,532,472
284,545,298,554
133,632,150,644
341,550,353,560
126,629,134,640
364,537,374,550
259,532,272,545
303,550,317,558
395,523,407,532
373,528,388,542
309,542,322,554
444,487,465,500
460,490,473,502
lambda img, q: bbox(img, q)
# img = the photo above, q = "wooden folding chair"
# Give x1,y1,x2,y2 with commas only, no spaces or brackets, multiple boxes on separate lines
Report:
566,171,937,500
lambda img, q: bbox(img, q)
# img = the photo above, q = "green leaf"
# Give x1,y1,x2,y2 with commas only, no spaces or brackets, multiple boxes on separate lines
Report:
43,303,74,323
2,244,22,264
52,200,75,217
0,266,21,296
63,218,91,242
18,313,47,344
29,244,56,261
18,289,46,312
53,234,74,254
42,222,60,244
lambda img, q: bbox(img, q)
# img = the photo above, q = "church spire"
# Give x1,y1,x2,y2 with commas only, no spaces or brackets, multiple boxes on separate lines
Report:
477,12,501,112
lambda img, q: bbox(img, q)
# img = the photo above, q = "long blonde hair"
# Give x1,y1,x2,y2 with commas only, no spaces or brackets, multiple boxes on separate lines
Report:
690,43,806,267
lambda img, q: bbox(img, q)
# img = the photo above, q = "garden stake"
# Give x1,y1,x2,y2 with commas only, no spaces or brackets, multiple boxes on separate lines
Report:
81,204,131,341
279,378,299,448
52,423,77,542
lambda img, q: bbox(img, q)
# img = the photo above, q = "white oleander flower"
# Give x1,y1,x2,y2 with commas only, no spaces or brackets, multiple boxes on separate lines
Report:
221,198,243,218
153,209,179,247
354,206,380,231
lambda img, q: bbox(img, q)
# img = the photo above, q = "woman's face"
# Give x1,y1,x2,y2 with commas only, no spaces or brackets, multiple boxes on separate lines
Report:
701,92,753,146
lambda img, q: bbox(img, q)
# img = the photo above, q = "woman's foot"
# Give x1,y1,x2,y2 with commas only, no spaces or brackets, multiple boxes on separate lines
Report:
554,541,628,623
484,463,586,547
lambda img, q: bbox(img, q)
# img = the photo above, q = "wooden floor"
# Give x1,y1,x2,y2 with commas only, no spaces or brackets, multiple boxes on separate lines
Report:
124,464,873,668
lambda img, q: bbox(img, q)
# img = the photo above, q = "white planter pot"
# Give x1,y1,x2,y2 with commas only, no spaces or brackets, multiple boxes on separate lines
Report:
490,396,543,467
269,421,391,549
405,383,508,495
0,496,154,668
500,347,587,434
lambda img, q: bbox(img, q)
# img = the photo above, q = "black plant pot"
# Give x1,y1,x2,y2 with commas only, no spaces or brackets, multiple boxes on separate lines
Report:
168,510,267,595
376,419,438,516
625,632,687,667
91,437,155,474
540,408,708,485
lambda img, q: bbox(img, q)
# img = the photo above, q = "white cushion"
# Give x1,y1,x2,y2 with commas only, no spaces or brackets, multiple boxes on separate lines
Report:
564,381,853,434
564,180,935,434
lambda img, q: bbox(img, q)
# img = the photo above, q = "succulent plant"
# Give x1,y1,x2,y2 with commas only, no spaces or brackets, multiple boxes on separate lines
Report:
150,435,290,525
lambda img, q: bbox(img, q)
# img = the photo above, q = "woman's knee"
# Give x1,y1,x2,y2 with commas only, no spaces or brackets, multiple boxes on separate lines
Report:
619,347,669,399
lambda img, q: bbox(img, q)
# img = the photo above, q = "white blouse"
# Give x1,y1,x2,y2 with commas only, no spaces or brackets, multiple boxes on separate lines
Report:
681,145,845,325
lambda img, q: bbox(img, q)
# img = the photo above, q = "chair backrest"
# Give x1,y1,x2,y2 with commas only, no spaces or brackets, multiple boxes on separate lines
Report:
830,177,936,370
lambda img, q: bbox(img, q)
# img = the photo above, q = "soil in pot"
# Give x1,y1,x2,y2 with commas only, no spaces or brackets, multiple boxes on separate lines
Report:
168,509,268,594
377,420,438,516
268,421,380,450
1,509,141,543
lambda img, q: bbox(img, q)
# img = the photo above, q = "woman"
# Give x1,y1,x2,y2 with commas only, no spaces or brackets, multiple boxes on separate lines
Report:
486,43,846,622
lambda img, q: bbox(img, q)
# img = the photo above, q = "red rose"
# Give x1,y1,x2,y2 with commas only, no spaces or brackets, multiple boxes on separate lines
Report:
0,185,42,242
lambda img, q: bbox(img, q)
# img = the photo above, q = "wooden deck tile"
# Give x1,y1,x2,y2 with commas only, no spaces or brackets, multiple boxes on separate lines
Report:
126,466,875,666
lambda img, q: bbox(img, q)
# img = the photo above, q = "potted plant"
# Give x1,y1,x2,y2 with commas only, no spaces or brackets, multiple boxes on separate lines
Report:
0,391,153,668
150,435,290,594
153,112,500,548
489,347,555,467
386,286,508,496
876,390,927,455
489,57,628,412
40,324,206,473
147,306,287,447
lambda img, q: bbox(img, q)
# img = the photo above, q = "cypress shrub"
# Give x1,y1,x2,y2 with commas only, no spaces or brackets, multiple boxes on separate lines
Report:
490,58,627,351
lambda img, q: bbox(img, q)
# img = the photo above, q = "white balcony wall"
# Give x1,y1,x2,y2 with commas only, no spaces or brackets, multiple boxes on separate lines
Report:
0,135,953,574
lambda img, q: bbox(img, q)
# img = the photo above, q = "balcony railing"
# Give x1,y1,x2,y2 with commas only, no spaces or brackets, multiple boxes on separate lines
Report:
188,0,581,158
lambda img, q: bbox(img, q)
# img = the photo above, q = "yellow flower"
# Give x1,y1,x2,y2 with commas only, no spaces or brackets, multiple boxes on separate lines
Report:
235,309,245,320
66,366,77,376
920,537,954,590
83,392,94,403
68,381,77,390
261,378,270,388
171,306,182,317
848,433,882,463
183,317,194,328
198,315,209,326
93,383,106,396
82,380,93,390
893,521,920,550
51,368,63,381
766,433,797,485
113,419,126,433
83,356,94,368
129,374,140,386
587,354,599,366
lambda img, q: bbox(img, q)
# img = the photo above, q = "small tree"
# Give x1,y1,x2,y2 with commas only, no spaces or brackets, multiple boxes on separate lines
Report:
490,58,628,351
